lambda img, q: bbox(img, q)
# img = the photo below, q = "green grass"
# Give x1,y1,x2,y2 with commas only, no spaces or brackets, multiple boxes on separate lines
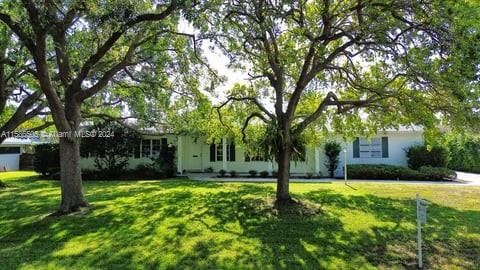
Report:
0,171,479,270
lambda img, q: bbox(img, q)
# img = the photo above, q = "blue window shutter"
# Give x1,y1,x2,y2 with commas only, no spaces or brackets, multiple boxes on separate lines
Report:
382,137,389,158
229,142,236,161
210,143,215,161
353,138,360,158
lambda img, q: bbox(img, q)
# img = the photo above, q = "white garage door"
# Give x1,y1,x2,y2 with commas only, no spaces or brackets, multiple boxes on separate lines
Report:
0,154,20,171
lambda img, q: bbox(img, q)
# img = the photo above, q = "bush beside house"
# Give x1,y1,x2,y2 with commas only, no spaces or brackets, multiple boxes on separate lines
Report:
324,141,341,178
405,145,449,169
347,164,456,181
33,143,60,177
446,135,480,173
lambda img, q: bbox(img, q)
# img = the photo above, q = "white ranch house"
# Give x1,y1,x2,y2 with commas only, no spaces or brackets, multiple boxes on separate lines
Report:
79,127,423,177
1,127,423,176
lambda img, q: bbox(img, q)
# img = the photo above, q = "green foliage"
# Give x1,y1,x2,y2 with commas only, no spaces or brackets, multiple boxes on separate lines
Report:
33,144,60,176
150,145,177,178
347,164,455,181
0,180,5,188
259,170,269,178
80,122,141,178
218,169,226,177
445,134,480,173
347,164,424,180
248,170,258,177
1,172,479,269
324,141,341,178
418,166,457,181
229,170,237,177
406,145,449,170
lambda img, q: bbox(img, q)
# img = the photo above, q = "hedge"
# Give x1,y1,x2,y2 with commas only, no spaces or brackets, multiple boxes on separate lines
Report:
405,145,449,169
33,143,60,176
446,135,480,173
347,164,456,181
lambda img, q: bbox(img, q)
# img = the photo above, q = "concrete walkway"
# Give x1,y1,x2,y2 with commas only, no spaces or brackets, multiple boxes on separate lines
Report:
185,172,480,186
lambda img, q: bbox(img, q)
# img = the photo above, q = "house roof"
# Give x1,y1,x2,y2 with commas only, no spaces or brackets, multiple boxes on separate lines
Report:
1,136,47,146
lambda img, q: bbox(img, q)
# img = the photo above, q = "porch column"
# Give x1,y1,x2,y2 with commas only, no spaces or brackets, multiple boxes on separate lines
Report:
315,147,320,176
177,136,183,174
222,136,227,171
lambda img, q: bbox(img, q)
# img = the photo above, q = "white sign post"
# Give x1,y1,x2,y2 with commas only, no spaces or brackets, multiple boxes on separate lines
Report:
344,149,347,184
416,193,428,268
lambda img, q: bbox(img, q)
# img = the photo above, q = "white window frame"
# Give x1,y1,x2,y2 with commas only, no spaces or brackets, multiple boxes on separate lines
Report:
359,137,382,158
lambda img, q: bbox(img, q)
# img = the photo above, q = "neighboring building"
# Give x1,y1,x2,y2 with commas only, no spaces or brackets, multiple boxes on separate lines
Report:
1,127,424,177
0,136,45,171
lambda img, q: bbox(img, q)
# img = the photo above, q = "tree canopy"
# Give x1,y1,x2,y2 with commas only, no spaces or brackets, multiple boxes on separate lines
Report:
202,0,480,202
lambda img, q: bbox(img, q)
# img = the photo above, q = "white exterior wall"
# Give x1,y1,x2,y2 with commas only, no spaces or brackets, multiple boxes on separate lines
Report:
78,131,423,176
80,134,177,170
334,131,424,177
0,154,20,171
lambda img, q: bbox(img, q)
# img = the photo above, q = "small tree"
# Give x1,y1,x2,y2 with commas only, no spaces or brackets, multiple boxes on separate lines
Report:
80,122,141,178
324,141,341,178
150,144,176,178
33,143,60,177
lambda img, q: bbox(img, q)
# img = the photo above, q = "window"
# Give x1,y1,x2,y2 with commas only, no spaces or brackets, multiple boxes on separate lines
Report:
209,140,235,162
353,137,389,158
216,142,223,161
152,140,161,156
359,138,381,158
141,139,151,157
0,147,20,154
133,140,141,158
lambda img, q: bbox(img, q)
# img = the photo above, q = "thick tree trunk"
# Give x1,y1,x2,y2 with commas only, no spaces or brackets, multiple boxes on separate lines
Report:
276,144,293,203
56,135,88,215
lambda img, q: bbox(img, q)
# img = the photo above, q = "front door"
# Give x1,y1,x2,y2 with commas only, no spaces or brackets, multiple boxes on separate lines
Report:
186,137,202,172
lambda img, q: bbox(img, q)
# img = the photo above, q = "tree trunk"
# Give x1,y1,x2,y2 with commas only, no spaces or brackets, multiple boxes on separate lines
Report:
56,135,88,215
276,144,293,203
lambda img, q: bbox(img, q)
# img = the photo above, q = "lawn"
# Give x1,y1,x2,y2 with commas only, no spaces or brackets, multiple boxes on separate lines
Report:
0,172,479,270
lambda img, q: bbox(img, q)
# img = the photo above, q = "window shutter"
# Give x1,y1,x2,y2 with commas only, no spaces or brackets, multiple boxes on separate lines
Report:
382,137,389,158
210,143,216,162
353,137,360,158
161,138,168,147
229,142,236,161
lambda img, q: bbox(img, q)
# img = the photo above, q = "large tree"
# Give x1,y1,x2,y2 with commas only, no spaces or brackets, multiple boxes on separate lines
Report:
0,0,202,214
210,0,480,203
0,25,51,144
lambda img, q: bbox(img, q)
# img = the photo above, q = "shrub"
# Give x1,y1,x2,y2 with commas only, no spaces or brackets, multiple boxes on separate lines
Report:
150,144,176,178
33,143,60,176
81,122,142,178
347,164,456,181
347,164,424,180
131,164,162,180
248,170,258,177
324,141,341,178
406,145,448,169
271,170,278,177
418,166,457,180
204,167,214,173
229,170,237,177
218,169,226,177
259,170,269,177
305,172,314,179
446,135,480,173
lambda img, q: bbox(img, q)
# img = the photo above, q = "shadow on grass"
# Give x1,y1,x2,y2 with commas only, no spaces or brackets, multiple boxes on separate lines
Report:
0,180,478,269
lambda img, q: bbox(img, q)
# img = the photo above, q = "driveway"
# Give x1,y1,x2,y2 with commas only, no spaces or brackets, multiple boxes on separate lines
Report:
456,171,480,185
